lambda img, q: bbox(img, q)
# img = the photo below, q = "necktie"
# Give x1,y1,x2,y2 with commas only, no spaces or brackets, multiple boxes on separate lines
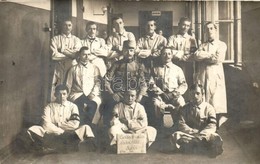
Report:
119,33,123,46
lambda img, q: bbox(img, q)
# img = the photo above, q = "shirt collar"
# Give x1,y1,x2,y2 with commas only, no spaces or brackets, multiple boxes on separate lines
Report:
146,32,156,40
116,30,127,37
80,61,89,68
62,33,72,38
208,39,218,45
179,33,189,38
126,102,136,109
87,35,97,41
59,100,69,107
165,62,174,68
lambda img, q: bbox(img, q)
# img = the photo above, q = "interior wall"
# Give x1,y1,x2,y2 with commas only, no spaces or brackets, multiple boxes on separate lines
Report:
0,2,51,150
73,0,108,39
242,2,260,83
82,0,108,24
2,0,51,10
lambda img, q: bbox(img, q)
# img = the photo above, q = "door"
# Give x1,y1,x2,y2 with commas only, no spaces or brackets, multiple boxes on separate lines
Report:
52,0,72,36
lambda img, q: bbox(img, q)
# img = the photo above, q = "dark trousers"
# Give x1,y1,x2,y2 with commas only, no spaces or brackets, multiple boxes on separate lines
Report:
101,91,117,128
74,94,97,126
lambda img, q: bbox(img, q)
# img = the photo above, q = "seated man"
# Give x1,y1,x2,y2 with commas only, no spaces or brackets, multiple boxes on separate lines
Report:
170,84,223,157
66,46,102,127
26,84,95,153
104,40,147,127
108,89,157,150
150,46,187,129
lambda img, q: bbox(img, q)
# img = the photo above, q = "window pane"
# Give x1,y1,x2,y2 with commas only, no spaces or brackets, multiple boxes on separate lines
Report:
219,22,234,61
219,1,233,20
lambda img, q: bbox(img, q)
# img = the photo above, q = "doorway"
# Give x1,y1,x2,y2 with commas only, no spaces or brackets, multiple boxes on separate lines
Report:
52,0,72,36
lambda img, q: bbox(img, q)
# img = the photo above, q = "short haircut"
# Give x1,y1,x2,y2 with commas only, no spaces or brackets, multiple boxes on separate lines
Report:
179,17,191,24
147,19,157,26
205,22,217,30
86,21,98,30
54,84,69,97
124,89,137,95
161,46,173,53
79,46,89,53
112,17,123,23
190,83,205,95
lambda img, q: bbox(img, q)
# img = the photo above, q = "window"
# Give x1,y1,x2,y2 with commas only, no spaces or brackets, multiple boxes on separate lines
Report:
218,1,234,62
191,1,241,64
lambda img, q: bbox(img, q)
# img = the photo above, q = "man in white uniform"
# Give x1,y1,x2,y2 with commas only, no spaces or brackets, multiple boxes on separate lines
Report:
107,17,136,65
136,19,167,76
50,19,81,101
66,47,102,127
167,17,198,92
26,84,95,153
108,90,157,150
81,21,108,77
194,22,228,128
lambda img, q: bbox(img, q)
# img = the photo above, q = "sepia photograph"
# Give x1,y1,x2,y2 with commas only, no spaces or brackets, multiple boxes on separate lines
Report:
0,0,260,163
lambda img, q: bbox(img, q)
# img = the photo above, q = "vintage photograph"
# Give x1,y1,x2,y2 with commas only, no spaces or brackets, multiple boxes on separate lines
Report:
0,0,260,163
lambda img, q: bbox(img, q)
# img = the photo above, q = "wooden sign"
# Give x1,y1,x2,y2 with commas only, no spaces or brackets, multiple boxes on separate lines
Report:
117,133,147,154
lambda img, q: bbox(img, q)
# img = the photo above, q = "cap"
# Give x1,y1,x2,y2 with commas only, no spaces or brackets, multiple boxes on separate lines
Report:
122,40,136,50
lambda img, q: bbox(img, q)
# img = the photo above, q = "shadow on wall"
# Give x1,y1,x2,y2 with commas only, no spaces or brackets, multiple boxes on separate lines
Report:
224,64,260,125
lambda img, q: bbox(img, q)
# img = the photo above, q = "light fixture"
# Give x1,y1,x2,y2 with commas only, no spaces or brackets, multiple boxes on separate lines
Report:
93,6,108,15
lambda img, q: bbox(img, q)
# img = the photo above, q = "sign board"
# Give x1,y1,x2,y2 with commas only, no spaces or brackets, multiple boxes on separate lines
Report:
117,133,147,154
151,11,161,16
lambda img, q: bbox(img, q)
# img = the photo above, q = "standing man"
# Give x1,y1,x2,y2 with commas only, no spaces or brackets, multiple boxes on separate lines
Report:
50,19,81,101
170,84,223,157
150,47,187,129
26,84,95,153
167,17,198,91
194,22,228,128
66,47,102,128
137,19,167,76
81,21,108,77
107,17,136,64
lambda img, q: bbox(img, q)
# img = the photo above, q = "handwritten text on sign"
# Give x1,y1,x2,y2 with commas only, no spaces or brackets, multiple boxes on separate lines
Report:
117,133,146,154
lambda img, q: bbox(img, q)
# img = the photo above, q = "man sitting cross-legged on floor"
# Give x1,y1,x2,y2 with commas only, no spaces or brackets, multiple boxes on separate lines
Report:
108,89,157,152
25,84,96,154
170,84,223,157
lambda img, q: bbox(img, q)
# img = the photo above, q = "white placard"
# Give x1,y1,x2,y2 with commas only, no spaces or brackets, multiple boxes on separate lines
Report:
117,133,147,154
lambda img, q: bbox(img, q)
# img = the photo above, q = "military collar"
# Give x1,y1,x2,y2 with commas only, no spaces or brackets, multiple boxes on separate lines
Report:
192,101,206,110
122,57,135,63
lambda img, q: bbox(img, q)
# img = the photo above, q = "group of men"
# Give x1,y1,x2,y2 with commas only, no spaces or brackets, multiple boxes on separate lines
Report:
22,16,227,157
